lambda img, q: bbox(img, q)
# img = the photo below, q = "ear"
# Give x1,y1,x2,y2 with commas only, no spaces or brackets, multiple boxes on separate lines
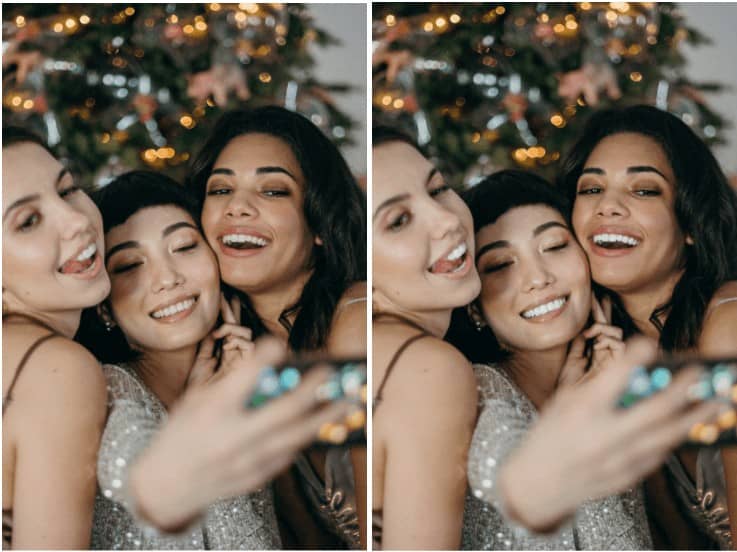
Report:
685,234,694,245
314,235,324,246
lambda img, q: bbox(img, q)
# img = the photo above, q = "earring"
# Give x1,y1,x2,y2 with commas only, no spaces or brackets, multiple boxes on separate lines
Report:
473,318,485,332
467,303,486,332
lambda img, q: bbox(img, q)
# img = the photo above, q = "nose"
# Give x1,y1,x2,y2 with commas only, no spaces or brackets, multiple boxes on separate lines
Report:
428,200,463,241
595,189,629,218
522,256,555,293
58,200,92,242
151,258,184,293
225,189,258,218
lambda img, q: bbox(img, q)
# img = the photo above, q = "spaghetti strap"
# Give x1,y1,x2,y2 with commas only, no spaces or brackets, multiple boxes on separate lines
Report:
2,313,60,416
373,312,431,412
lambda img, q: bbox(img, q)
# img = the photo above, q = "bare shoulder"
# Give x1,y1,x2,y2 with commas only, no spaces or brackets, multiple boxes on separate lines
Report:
326,282,367,357
699,280,737,357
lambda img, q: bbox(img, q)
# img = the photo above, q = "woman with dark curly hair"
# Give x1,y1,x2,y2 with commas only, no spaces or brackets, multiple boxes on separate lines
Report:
558,104,737,549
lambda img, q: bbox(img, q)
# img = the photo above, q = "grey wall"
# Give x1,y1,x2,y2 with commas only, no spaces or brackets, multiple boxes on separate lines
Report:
309,3,367,175
680,3,737,174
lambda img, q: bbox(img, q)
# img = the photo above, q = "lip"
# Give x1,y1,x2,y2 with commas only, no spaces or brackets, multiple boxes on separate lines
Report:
587,225,642,258
519,294,569,323
58,241,104,281
427,240,473,279
149,294,199,324
217,226,271,258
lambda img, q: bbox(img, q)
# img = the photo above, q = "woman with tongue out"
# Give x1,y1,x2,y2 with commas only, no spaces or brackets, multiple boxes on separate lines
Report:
2,127,111,549
558,105,737,549
187,106,367,549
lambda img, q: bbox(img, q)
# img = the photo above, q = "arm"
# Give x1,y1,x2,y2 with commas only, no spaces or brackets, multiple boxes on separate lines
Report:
697,295,737,547
12,339,107,549
380,339,477,549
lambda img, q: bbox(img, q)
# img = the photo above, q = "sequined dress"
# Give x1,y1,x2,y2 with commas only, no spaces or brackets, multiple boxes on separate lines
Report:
91,364,281,550
462,363,653,550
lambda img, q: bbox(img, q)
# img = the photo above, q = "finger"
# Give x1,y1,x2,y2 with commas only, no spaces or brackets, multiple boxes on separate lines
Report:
568,333,587,359
213,324,253,341
583,323,623,341
222,337,255,352
230,295,242,325
196,333,217,360
591,292,608,325
221,293,237,325
601,296,613,324
593,336,624,352
187,358,218,388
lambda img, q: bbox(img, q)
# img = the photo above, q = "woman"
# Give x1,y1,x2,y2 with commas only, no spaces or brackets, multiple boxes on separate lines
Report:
3,126,110,549
187,106,367,549
371,127,722,550
457,170,651,550
558,104,737,549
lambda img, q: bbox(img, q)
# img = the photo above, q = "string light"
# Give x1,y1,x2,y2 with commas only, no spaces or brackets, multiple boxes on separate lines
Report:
386,14,396,26
258,72,272,83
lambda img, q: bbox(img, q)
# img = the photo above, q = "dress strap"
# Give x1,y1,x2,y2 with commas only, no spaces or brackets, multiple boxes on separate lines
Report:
2,313,60,417
372,313,431,412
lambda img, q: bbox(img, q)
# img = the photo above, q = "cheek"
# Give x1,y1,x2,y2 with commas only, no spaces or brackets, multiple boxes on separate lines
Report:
200,202,220,240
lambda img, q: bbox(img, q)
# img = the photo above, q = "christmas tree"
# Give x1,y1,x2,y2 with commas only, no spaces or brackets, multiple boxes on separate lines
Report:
2,4,355,188
372,2,729,187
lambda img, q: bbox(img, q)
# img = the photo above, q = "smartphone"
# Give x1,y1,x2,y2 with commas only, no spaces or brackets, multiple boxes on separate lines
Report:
245,358,367,447
618,357,737,446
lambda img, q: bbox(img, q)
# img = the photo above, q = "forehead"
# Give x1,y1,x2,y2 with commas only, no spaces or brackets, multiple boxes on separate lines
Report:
213,133,303,177
2,142,63,200
477,205,567,242
372,142,432,200
585,132,672,174
105,205,196,249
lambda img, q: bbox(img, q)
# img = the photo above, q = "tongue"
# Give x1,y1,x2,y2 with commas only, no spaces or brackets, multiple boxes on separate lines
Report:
430,255,464,274
60,256,94,274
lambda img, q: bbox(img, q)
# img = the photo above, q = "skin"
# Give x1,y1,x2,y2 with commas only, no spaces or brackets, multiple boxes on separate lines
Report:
104,205,221,408
372,141,480,549
200,132,367,548
570,132,737,548
474,205,592,409
2,142,109,548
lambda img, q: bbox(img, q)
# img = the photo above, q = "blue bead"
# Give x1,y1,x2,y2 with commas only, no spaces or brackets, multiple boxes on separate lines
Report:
279,367,301,391
650,367,672,390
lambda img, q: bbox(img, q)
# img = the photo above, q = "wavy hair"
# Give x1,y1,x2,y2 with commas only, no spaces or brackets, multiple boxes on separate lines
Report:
187,106,366,352
557,105,737,351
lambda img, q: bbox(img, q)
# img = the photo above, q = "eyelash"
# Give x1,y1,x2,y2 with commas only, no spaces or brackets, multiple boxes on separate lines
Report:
174,242,198,253
484,262,512,274
112,262,142,274
429,184,451,197
18,212,40,231
388,212,410,231
577,186,661,197
205,188,289,198
545,242,568,252
59,185,81,198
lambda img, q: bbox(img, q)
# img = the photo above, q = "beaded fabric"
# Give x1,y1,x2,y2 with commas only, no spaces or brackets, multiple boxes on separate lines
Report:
91,364,281,550
462,363,653,550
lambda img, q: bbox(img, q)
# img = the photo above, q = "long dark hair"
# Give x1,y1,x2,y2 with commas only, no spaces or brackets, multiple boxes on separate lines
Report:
446,170,573,363
187,106,366,352
75,170,202,364
2,126,54,153
557,105,737,352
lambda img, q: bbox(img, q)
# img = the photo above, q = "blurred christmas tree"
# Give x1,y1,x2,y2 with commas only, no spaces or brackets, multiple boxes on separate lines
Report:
2,4,355,188
373,2,729,187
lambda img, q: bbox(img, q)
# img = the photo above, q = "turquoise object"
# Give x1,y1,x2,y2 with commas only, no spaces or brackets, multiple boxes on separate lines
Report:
650,367,672,390
279,367,301,391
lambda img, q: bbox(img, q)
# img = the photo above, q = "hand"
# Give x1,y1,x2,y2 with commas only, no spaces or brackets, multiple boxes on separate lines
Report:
499,337,723,532
128,337,352,532
187,294,253,388
583,294,625,376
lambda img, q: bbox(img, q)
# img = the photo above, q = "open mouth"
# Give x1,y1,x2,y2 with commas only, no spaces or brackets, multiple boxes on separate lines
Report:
220,233,269,250
520,295,569,320
429,242,468,275
150,295,199,321
59,243,99,275
591,233,640,250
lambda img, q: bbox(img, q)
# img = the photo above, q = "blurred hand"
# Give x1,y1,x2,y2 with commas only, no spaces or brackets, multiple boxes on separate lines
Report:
129,337,351,532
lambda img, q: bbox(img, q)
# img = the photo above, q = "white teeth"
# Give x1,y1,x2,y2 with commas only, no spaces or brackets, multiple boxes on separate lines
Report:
522,297,567,319
445,243,467,261
151,298,196,319
222,234,267,247
76,243,96,261
593,233,639,246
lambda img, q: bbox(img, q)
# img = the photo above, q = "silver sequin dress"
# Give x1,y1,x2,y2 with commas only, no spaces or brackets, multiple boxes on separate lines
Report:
462,363,653,550
90,364,282,550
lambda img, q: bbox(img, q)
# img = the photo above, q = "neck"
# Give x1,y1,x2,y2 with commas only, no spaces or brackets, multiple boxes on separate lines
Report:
3,304,81,339
240,270,313,344
503,345,569,410
375,305,451,338
133,346,198,410
615,269,683,341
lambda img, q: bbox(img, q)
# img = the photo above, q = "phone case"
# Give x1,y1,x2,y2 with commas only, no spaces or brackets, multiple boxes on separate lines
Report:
618,358,737,446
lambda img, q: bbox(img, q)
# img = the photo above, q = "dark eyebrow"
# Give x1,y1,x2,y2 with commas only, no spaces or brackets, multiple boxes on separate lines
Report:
2,168,72,221
106,241,139,259
210,166,297,181
476,221,567,261
162,221,198,237
372,167,439,221
581,166,667,180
